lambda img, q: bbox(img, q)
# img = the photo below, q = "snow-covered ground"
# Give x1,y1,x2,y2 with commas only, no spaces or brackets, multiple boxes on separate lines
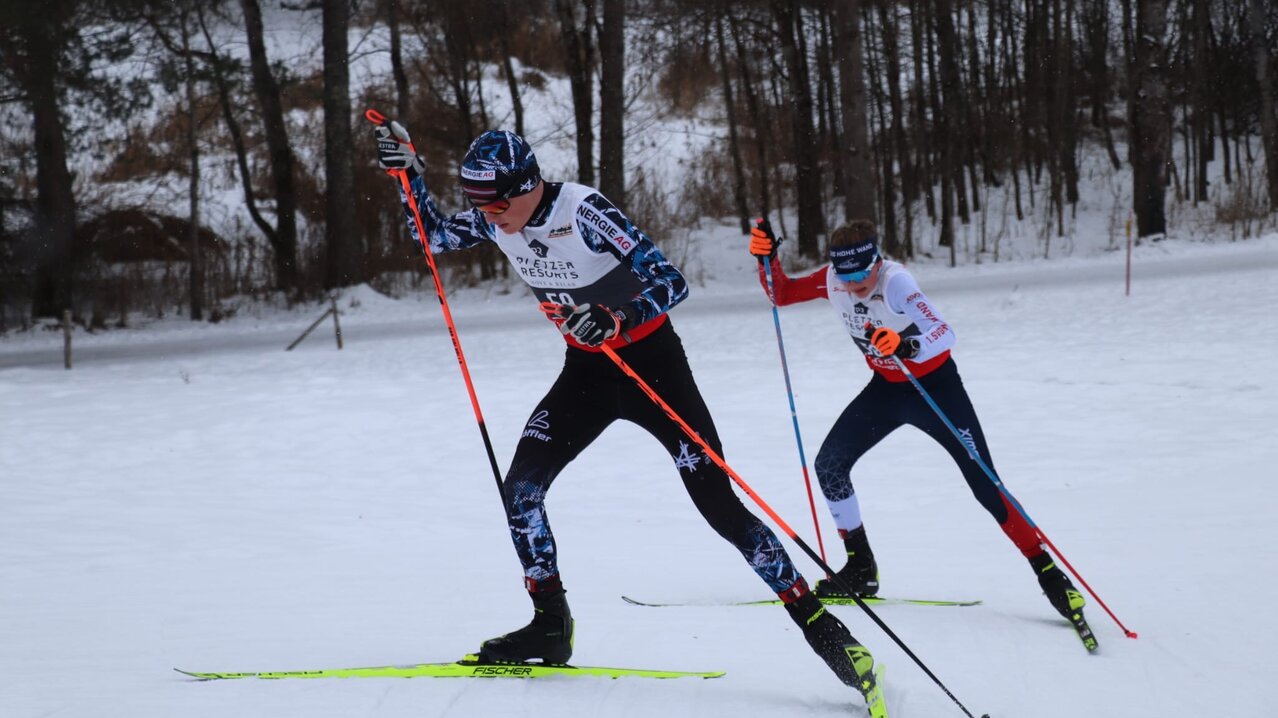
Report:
3,231,1276,717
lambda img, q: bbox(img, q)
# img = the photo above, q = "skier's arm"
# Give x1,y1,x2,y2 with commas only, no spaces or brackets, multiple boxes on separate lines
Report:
397,171,494,253
748,219,827,305
885,272,955,362
756,259,829,305
375,120,492,253
573,193,687,326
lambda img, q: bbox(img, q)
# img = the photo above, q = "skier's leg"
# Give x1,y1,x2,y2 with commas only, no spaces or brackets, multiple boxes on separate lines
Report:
615,328,883,708
785,589,887,717
617,328,801,594
479,360,615,664
811,377,902,597
909,361,1083,620
906,362,1028,547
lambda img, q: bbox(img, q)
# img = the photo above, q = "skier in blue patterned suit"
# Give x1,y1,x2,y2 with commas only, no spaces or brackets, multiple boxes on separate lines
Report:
375,122,885,714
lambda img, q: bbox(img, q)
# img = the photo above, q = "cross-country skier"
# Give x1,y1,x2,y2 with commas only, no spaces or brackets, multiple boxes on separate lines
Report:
749,217,1087,630
373,122,886,714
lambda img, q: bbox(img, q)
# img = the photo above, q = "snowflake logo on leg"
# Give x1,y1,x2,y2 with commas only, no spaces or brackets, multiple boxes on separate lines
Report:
673,441,702,472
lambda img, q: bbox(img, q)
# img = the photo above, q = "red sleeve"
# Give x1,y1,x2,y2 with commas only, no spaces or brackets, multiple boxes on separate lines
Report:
755,258,829,306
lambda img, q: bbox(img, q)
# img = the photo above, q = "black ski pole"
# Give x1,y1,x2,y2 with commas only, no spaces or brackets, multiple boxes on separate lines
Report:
601,343,990,718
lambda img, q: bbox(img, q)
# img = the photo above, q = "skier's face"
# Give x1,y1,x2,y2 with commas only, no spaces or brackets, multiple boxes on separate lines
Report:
484,181,544,234
839,260,881,299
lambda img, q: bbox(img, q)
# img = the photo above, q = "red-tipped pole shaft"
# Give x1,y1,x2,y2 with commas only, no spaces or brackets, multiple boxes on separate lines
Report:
760,251,827,564
890,355,1137,639
366,108,505,504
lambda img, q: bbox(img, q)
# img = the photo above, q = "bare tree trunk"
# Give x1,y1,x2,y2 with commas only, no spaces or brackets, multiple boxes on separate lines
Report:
833,0,877,223
860,7,896,252
323,0,360,289
910,0,935,221
498,36,525,137
773,1,825,258
180,11,203,321
934,0,963,255
442,13,476,146
816,8,845,212
1000,0,1025,221
385,0,410,121
729,16,771,219
1250,0,1278,210
3,7,78,319
1085,0,1123,170
241,0,299,294
1191,0,1210,203
599,0,625,205
556,0,596,186
715,15,750,234
1131,0,1170,238
963,0,982,213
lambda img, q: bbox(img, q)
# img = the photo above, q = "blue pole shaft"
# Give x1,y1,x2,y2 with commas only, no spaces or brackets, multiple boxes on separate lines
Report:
890,355,1136,637
890,356,1037,528
762,258,827,564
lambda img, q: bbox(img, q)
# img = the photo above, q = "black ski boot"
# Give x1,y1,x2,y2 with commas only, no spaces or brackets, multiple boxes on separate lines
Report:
1029,552,1084,619
785,588,886,717
815,526,880,598
478,581,574,665
1029,551,1098,651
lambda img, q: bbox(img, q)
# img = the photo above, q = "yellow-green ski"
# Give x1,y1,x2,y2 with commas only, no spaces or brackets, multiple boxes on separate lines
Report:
621,595,980,608
174,654,724,680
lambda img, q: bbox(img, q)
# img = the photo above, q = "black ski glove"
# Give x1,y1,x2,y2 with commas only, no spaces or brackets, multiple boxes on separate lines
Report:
549,303,633,347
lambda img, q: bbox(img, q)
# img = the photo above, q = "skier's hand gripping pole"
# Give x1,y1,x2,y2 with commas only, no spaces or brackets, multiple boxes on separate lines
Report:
365,108,506,505
600,343,990,718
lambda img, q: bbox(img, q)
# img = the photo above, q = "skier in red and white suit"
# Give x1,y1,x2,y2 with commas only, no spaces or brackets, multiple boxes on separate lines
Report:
750,218,1086,625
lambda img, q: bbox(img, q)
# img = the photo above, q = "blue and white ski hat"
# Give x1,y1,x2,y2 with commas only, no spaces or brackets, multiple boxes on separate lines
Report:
829,234,880,279
459,130,541,205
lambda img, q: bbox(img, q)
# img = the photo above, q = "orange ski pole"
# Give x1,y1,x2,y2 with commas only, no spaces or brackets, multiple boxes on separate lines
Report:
365,108,505,503
600,342,989,718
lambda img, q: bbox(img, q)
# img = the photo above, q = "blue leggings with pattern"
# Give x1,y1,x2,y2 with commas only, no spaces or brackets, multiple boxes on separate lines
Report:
501,322,801,594
814,359,1007,524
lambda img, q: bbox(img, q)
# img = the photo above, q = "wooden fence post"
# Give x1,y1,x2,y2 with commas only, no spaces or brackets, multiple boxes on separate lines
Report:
287,307,333,351
62,310,72,370
330,296,343,350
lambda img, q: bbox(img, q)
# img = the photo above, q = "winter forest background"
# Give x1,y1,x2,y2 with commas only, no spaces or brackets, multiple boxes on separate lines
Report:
1,0,1276,331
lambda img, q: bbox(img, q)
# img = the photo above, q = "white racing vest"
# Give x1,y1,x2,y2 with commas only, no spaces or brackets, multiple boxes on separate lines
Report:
825,260,954,381
487,182,647,309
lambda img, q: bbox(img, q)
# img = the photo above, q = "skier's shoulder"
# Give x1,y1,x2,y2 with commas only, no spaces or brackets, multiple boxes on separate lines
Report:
558,182,608,213
880,261,927,309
